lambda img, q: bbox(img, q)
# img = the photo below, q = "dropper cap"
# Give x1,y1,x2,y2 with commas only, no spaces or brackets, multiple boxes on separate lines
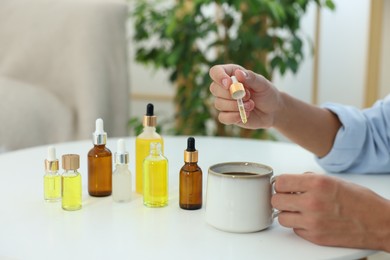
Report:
45,146,59,171
143,103,157,127
93,118,107,145
229,76,245,99
184,137,198,163
115,139,129,164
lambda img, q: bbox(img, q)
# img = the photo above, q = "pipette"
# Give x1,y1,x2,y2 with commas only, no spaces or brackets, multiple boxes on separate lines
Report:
229,76,247,124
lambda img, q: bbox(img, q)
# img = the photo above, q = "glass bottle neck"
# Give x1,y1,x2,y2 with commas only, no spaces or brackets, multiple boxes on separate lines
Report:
149,144,162,156
115,163,129,169
45,170,59,175
63,169,79,175
143,126,156,133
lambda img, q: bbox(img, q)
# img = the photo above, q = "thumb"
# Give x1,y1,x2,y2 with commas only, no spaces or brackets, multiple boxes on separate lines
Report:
234,69,271,93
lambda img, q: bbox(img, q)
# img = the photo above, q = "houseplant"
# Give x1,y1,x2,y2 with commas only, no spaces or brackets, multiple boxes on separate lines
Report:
131,0,335,137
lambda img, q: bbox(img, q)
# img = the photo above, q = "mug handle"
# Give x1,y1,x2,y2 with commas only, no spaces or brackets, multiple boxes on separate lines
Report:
271,176,281,219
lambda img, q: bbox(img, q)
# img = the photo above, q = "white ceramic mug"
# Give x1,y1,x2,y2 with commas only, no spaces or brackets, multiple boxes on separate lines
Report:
205,162,277,233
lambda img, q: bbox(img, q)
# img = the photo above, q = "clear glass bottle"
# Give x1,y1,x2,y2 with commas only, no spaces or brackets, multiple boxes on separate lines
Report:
180,137,202,210
136,103,163,194
112,139,132,202
62,154,82,211
88,118,112,197
143,142,168,207
44,146,61,202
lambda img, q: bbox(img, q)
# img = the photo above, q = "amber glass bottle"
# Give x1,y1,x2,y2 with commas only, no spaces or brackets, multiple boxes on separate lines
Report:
88,118,112,197
180,137,202,210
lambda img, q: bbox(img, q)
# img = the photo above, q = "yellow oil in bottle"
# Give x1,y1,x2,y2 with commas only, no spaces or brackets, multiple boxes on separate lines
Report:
62,174,82,211
136,137,163,194
44,174,61,202
44,146,61,202
143,142,168,207
61,154,82,211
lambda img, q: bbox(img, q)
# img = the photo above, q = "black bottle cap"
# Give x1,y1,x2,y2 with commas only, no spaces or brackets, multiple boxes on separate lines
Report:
187,137,196,152
143,103,157,127
146,103,154,116
184,137,198,162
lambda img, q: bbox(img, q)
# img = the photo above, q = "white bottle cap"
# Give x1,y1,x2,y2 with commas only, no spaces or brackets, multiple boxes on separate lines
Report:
93,118,107,145
47,146,56,161
115,139,129,164
231,76,239,83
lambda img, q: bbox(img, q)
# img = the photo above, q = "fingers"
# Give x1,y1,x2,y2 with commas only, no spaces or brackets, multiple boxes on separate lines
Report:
237,69,271,94
217,111,242,125
271,193,304,212
274,173,316,193
214,97,254,112
210,81,231,99
277,211,305,229
209,64,244,89
210,81,252,101
210,64,273,97
214,98,239,112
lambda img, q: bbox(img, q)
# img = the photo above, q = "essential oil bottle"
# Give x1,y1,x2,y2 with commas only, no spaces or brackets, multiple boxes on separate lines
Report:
62,154,82,211
135,103,163,194
143,142,168,207
112,139,132,202
180,137,202,210
88,118,112,197
44,146,61,202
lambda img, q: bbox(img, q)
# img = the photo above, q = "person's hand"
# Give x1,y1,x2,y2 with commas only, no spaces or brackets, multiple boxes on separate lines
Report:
209,64,284,129
272,173,390,252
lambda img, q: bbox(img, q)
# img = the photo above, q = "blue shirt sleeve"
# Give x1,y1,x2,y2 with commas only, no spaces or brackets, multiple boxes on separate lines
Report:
316,95,390,174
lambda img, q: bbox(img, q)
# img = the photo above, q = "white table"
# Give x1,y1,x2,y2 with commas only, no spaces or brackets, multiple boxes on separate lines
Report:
0,136,384,259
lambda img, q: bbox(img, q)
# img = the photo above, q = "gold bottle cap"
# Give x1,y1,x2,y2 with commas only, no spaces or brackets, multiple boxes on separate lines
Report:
143,115,157,127
229,76,245,99
45,146,59,171
62,154,80,170
45,160,59,171
184,150,198,163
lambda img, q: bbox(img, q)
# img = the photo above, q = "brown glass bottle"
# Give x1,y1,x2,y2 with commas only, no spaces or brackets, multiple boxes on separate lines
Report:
180,137,202,210
88,118,112,197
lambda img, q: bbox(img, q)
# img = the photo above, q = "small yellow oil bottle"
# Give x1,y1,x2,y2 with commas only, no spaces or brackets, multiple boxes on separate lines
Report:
62,154,82,211
44,146,61,202
136,103,163,194
143,142,168,207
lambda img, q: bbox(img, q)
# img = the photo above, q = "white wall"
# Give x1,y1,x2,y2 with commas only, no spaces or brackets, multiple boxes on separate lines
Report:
317,0,370,107
272,2,317,104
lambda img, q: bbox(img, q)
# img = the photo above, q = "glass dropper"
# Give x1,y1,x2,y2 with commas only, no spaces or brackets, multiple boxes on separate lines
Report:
229,76,247,124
